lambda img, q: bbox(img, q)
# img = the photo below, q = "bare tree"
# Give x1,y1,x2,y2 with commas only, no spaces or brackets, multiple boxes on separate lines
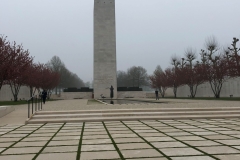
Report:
117,70,128,87
47,56,65,94
127,66,149,87
227,37,240,76
183,47,206,98
170,56,181,98
203,36,229,98
149,66,170,98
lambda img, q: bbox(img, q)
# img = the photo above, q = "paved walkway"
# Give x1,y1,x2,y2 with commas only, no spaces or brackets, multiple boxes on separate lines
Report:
1,99,240,159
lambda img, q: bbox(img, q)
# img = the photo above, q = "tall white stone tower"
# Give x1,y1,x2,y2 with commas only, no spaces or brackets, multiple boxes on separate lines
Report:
93,0,117,99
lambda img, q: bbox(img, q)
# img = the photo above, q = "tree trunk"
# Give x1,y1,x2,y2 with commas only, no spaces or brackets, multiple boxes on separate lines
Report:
173,86,177,98
161,87,167,98
14,94,18,102
9,83,21,102
29,86,33,97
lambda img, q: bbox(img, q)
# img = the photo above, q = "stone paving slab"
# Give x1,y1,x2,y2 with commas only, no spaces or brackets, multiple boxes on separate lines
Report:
0,143,13,148
0,154,35,160
2,147,42,154
22,136,51,142
171,156,215,160
42,146,78,153
82,144,115,151
151,141,187,148
2,118,240,159
160,147,203,156
197,146,240,154
52,135,80,141
183,140,220,147
47,140,79,146
127,158,167,160
114,137,144,143
13,141,47,147
0,137,22,142
117,143,152,150
36,152,76,160
121,149,162,158
80,151,120,159
214,154,240,160
82,139,112,145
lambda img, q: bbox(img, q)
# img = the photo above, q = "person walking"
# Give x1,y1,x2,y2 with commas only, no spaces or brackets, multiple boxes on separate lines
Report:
42,90,47,104
155,90,159,100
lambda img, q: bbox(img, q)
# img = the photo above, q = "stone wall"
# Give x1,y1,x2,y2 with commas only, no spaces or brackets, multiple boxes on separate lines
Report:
146,89,174,98
0,85,30,101
177,77,240,97
117,91,146,98
54,91,147,99
52,92,93,100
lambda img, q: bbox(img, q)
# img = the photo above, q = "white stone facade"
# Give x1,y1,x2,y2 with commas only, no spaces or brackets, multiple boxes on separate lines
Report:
0,85,30,101
177,77,240,97
117,91,146,98
93,0,117,99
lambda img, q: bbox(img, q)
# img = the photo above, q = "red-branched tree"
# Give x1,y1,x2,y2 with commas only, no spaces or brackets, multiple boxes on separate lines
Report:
226,37,240,77
201,37,229,98
0,36,11,90
40,66,60,99
149,69,171,98
180,48,208,98
1,36,61,101
164,66,183,98
168,56,185,98
5,42,33,101
24,63,46,97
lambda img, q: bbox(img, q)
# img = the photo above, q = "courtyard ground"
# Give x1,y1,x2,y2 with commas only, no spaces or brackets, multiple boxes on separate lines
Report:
0,99,240,159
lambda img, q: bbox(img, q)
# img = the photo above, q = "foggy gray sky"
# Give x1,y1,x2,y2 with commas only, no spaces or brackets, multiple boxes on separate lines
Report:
1,0,240,82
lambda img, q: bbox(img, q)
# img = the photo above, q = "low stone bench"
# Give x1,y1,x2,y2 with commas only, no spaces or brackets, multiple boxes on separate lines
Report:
0,106,15,118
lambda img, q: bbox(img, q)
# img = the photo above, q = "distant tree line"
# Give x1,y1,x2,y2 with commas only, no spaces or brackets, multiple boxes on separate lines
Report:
47,56,85,94
117,66,149,87
150,36,240,98
0,35,60,101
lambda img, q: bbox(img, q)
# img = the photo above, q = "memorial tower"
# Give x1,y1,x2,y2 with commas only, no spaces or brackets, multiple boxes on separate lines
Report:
93,0,117,99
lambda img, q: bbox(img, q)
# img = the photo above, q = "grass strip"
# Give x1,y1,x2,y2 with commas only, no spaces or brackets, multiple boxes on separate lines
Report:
76,122,85,160
102,121,125,159
32,123,65,160
121,121,171,160
0,124,45,154
151,120,218,160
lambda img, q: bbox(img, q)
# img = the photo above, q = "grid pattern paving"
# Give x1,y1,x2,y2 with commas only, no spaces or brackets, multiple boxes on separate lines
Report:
2,119,240,159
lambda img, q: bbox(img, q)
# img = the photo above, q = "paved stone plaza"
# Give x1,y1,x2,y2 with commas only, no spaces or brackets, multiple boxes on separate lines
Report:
1,99,240,159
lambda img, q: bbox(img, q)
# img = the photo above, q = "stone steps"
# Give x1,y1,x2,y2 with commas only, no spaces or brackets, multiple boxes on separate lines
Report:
32,111,240,119
26,107,240,124
27,114,240,124
34,107,240,115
